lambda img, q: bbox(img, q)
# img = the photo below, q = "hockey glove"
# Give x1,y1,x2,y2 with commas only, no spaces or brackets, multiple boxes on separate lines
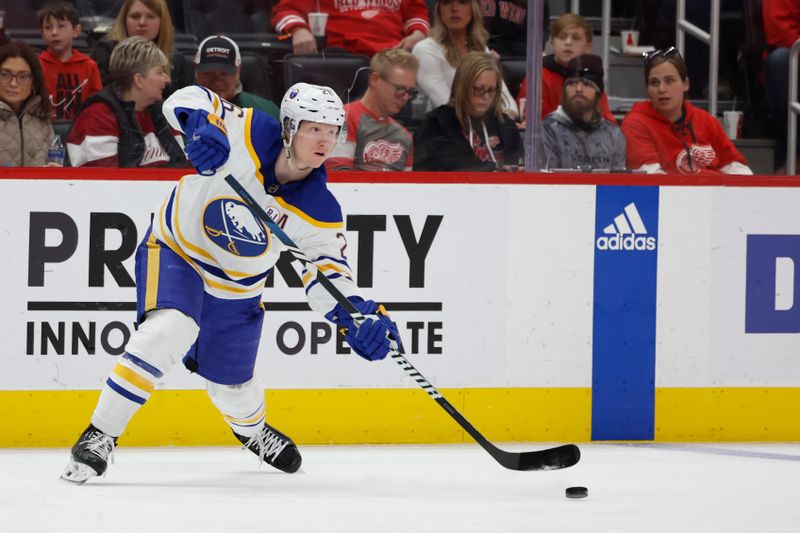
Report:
182,109,230,175
325,297,399,361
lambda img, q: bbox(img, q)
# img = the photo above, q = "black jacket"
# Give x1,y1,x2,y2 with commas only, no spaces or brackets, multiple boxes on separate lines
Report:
79,85,187,168
91,38,194,100
413,104,522,171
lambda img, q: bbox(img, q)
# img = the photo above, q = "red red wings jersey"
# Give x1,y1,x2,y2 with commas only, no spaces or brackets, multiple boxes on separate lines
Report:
326,100,413,171
621,100,748,174
272,0,430,56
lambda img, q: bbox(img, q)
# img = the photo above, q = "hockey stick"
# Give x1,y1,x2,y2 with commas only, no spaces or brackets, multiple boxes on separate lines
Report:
225,174,580,471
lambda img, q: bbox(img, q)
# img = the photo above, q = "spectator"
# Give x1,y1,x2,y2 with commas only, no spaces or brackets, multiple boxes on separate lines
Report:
327,48,419,171
272,0,430,57
516,13,615,123
413,51,521,171
621,47,751,175
480,0,549,57
541,54,625,170
37,1,103,121
763,0,800,173
91,0,193,99
412,0,516,117
0,41,54,166
193,35,279,120
67,36,187,168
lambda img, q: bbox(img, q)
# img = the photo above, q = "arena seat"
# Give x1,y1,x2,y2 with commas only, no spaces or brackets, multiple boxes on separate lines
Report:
282,53,371,103
500,57,526,100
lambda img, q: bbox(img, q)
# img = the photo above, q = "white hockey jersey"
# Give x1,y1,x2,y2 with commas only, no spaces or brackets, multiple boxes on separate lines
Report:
157,85,361,314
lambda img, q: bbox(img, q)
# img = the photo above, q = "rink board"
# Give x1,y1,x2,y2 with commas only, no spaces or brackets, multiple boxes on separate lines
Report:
0,169,799,445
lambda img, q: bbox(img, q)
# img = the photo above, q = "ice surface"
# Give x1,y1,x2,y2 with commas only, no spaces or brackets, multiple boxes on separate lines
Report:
1,443,798,533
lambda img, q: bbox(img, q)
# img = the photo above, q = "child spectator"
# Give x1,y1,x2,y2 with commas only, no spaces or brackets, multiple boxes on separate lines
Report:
37,1,102,121
0,41,54,166
327,48,419,171
516,13,615,123
67,37,186,168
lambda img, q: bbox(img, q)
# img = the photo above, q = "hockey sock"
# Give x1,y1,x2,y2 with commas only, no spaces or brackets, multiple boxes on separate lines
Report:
207,379,266,439
222,402,266,439
91,353,163,437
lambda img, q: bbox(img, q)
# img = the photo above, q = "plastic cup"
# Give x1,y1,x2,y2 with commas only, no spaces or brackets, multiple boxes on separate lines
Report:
621,30,640,52
309,12,328,37
723,110,743,139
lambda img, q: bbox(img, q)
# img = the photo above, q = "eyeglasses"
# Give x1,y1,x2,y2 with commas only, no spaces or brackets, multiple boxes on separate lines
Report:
0,70,33,85
643,46,682,65
380,76,419,99
471,85,497,97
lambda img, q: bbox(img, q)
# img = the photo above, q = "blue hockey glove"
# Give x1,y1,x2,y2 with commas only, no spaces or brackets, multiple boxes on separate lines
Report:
182,109,230,175
325,298,400,361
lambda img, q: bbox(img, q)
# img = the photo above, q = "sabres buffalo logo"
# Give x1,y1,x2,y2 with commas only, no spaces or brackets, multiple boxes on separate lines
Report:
202,198,269,257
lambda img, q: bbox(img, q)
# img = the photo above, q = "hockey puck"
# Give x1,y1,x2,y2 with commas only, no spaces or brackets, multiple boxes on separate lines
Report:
565,486,588,499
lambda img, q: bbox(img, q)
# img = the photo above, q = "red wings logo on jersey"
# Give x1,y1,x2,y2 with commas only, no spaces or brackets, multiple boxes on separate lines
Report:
675,144,717,174
363,140,404,164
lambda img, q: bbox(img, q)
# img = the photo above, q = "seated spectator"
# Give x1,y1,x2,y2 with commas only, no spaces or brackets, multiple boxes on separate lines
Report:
517,13,615,123
762,0,799,173
621,47,752,175
272,0,430,57
67,36,187,168
0,41,54,166
327,48,418,171
91,0,193,99
412,0,516,117
37,1,103,121
193,35,279,120
413,51,521,171
542,54,625,170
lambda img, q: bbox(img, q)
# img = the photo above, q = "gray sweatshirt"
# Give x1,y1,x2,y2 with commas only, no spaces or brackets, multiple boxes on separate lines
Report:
541,106,627,170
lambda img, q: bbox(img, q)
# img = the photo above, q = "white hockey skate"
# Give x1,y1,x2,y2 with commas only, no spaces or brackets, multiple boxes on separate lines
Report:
61,424,117,484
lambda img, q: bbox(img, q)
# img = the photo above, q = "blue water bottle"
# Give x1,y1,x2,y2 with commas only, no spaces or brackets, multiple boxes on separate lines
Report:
47,135,65,167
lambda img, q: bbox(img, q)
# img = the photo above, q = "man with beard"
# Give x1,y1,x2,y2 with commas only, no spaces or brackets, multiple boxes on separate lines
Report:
541,54,626,171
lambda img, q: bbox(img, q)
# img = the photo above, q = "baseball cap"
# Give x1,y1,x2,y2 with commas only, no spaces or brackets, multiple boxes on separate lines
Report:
564,54,604,94
194,35,241,74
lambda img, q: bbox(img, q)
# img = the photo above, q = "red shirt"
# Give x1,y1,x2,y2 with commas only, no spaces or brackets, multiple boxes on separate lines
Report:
621,100,748,174
38,49,102,121
66,102,173,167
517,70,616,124
272,0,430,57
763,0,800,49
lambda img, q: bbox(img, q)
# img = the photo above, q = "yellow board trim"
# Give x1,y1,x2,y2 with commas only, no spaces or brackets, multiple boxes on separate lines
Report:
144,233,160,312
2,387,798,447
274,196,344,229
112,363,155,395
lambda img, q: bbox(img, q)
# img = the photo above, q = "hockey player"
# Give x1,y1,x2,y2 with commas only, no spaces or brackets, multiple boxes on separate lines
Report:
61,82,399,484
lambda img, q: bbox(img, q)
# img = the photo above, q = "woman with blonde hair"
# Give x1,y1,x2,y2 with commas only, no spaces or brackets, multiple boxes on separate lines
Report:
413,51,521,171
412,0,516,116
90,0,192,98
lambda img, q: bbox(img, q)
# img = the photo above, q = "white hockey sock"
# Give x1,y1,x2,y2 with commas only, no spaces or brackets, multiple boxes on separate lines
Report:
91,354,160,437
207,378,266,439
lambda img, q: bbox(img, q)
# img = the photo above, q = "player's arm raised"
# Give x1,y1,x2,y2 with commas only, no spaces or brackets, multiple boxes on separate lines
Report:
163,85,231,174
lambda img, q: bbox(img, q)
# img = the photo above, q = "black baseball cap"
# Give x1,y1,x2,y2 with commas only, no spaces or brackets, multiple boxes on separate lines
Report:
194,35,241,74
565,54,605,94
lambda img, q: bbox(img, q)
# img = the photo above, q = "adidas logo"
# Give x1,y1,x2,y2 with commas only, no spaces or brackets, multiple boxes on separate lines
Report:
595,202,656,251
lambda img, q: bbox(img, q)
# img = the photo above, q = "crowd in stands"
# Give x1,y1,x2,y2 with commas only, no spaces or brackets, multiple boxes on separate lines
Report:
0,0,793,175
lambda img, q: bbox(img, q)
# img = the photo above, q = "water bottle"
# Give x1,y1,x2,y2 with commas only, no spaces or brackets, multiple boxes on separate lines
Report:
47,135,65,167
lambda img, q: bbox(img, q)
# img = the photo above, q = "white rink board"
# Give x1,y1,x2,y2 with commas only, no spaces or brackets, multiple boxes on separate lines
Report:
1,179,799,391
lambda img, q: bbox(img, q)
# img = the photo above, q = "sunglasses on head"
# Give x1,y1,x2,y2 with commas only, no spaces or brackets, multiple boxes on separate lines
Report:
643,46,682,65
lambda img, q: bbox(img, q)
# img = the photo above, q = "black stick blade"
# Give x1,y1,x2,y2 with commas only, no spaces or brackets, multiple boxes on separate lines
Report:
496,444,581,471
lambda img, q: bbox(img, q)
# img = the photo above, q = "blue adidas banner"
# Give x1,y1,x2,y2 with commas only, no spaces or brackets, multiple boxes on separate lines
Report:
592,186,660,440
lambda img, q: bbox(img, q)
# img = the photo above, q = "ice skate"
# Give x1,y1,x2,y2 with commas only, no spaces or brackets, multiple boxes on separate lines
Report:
235,422,302,473
60,424,117,484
